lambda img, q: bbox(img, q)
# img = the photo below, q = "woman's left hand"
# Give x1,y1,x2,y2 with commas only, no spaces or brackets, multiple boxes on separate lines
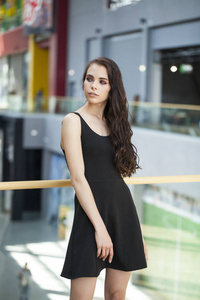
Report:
143,237,148,262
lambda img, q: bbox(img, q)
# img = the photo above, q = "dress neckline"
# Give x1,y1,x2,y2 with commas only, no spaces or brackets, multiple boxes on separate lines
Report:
74,112,110,138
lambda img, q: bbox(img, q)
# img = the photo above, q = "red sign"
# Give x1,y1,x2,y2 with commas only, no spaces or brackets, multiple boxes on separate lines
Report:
23,0,53,29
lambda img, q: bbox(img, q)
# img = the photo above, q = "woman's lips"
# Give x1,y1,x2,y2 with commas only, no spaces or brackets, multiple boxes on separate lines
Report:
88,92,98,97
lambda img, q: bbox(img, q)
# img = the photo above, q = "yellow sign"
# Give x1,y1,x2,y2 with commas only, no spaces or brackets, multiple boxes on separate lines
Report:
0,0,18,19
0,6,6,18
6,0,16,17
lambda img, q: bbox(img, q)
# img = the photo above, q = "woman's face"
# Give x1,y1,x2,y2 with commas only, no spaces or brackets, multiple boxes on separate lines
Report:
83,63,111,105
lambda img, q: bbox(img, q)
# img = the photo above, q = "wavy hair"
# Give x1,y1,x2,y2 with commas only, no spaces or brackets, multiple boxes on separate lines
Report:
82,57,140,177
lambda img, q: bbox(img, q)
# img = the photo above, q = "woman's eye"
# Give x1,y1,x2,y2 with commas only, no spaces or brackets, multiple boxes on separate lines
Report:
100,80,106,85
86,77,93,82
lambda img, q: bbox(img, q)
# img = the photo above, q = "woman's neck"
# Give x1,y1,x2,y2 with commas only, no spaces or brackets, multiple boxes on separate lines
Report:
83,103,106,120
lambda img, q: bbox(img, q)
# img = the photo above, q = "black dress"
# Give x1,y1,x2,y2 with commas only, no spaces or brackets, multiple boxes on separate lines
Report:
61,112,147,279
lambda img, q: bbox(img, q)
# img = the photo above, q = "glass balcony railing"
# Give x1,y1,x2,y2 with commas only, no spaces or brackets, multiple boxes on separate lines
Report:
129,101,200,137
1,96,200,137
131,181,200,300
50,97,200,137
0,177,200,300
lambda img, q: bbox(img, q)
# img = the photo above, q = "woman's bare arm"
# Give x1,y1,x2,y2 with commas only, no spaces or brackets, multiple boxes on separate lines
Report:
61,113,113,263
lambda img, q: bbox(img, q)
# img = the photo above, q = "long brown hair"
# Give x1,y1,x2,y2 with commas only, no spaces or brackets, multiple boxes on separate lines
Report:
82,57,140,177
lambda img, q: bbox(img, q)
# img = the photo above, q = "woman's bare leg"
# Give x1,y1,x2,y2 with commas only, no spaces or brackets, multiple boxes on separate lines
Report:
105,269,131,300
70,277,97,300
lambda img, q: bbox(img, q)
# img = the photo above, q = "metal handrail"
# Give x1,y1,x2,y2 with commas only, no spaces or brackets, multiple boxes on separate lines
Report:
54,97,200,111
0,175,199,191
129,101,200,111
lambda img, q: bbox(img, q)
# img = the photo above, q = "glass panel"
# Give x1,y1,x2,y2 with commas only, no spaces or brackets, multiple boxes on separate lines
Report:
0,56,9,109
129,102,200,137
2,96,200,137
50,98,200,137
131,182,200,300
0,181,199,299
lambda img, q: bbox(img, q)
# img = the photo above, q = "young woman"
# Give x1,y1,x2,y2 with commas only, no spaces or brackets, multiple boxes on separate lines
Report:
61,57,148,300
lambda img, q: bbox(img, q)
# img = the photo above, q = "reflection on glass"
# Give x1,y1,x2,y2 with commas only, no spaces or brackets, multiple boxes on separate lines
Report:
129,102,200,137
132,183,200,300
1,94,200,137
2,181,199,300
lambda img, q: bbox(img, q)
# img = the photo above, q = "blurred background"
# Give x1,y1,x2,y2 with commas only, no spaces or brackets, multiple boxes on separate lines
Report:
0,0,200,299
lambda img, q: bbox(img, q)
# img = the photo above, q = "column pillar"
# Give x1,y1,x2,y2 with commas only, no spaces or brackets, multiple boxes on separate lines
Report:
27,35,49,111
49,0,68,97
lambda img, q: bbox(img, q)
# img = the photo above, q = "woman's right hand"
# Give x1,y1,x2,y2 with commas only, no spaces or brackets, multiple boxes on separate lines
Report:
95,227,114,264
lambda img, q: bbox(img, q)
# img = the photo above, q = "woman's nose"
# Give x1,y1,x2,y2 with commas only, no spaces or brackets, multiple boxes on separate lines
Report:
91,81,97,89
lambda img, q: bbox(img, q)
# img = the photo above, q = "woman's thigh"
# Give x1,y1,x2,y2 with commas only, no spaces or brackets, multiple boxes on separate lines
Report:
105,268,131,300
70,277,97,300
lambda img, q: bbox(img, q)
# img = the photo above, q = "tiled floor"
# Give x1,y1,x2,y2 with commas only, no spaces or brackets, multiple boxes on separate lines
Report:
0,214,152,300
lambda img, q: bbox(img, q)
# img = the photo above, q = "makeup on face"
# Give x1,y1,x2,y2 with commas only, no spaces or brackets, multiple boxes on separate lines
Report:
84,64,111,103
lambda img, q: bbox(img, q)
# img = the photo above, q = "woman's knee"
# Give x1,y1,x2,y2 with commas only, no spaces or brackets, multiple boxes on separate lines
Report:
70,291,93,300
106,289,125,300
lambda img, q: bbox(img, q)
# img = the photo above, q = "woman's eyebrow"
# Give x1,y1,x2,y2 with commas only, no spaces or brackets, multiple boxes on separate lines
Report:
86,74,94,77
86,74,109,81
99,77,109,81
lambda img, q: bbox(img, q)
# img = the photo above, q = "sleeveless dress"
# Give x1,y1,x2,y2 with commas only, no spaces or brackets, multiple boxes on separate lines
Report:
61,112,147,279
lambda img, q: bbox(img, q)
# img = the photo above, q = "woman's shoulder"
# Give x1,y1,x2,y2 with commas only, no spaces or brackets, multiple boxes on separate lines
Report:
62,112,82,136
62,112,80,125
